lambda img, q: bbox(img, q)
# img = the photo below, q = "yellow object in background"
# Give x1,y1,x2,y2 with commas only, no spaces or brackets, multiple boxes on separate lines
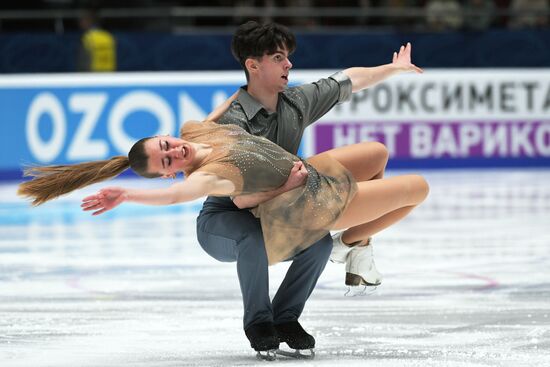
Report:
81,29,116,72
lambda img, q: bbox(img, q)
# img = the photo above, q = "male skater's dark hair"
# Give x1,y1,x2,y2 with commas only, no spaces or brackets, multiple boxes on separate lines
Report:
231,21,296,80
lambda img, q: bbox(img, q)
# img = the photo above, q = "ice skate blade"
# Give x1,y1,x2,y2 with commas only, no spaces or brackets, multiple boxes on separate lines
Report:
345,272,381,287
256,349,277,361
276,348,315,360
344,285,377,297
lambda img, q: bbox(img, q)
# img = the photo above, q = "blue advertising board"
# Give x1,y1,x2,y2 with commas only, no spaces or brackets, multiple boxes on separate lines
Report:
0,73,244,180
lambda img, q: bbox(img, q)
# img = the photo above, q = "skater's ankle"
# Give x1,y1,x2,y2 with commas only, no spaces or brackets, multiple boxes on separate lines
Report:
342,235,371,248
356,238,371,247
341,233,356,247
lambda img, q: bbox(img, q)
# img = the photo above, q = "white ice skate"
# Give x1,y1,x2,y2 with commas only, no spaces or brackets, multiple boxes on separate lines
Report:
330,231,354,264
345,240,382,288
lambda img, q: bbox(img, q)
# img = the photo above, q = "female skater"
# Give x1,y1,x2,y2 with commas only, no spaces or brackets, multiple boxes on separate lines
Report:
18,119,428,270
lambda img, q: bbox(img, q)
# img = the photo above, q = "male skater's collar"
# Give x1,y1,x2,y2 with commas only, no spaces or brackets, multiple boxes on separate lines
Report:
237,86,268,120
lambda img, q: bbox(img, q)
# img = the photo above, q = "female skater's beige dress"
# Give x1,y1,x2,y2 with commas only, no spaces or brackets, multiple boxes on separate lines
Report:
181,120,357,265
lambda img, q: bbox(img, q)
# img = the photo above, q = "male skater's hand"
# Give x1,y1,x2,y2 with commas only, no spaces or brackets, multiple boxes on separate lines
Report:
81,187,127,215
232,161,308,209
283,161,308,191
392,42,423,74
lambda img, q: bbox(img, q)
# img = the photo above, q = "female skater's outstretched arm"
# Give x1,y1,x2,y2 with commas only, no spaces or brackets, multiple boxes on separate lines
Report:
81,171,235,215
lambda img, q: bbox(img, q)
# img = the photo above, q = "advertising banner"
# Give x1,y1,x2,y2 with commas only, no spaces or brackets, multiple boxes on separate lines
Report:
302,69,550,169
1,69,549,180
0,73,241,180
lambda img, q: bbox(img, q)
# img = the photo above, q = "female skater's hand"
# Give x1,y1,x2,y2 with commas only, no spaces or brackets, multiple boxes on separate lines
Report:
392,42,423,74
283,161,308,191
81,187,127,215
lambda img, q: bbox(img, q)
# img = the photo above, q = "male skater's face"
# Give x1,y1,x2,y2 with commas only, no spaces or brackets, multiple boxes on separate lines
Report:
250,47,293,92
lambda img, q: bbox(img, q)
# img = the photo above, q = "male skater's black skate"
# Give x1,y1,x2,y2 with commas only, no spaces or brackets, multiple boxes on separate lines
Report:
245,322,279,361
274,321,315,359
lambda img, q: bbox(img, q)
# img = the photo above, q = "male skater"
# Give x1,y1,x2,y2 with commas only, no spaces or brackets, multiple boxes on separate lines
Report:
197,21,422,357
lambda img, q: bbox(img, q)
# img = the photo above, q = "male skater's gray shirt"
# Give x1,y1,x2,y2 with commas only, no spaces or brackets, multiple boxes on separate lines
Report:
201,71,353,210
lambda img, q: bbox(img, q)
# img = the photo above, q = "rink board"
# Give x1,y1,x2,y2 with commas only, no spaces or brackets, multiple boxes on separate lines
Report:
1,69,549,180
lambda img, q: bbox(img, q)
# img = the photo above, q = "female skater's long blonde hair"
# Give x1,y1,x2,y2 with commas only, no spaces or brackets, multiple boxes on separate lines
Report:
18,137,158,206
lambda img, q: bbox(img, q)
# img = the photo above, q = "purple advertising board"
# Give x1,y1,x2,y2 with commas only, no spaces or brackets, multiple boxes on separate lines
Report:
299,69,550,169
314,120,550,168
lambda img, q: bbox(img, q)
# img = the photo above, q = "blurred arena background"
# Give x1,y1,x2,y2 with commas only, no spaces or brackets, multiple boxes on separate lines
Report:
1,1,549,366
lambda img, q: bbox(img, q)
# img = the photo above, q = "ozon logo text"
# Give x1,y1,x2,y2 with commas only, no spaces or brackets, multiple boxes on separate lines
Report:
26,90,228,163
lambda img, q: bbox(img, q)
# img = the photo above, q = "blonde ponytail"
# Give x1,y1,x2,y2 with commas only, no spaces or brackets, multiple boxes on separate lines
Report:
18,156,130,206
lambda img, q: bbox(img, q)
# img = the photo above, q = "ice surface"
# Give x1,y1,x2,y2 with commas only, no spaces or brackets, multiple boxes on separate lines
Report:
1,169,549,366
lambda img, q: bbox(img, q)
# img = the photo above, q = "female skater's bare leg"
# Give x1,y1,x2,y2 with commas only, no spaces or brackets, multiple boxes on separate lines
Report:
317,142,391,286
333,175,429,231
324,141,388,181
341,205,415,244
322,142,390,247
314,143,429,287
330,175,429,287
322,145,428,241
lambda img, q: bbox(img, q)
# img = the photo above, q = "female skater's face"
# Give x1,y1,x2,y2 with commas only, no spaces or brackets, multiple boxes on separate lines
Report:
250,47,293,91
144,136,195,178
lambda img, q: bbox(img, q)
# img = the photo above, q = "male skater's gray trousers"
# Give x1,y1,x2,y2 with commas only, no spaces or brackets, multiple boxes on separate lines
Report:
196,197,332,330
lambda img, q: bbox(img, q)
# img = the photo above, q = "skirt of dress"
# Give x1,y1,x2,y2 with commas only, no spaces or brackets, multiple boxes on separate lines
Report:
252,152,357,265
